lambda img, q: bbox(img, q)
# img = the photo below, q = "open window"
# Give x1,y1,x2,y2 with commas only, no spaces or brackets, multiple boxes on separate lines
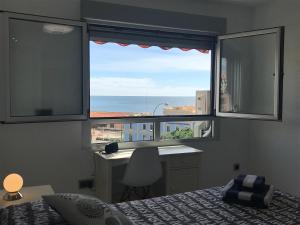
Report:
216,27,284,120
0,12,88,123
87,24,284,147
89,25,216,118
88,25,216,145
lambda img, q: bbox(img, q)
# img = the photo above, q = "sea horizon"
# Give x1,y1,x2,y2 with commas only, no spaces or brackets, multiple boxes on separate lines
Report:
90,96,196,114
90,95,195,97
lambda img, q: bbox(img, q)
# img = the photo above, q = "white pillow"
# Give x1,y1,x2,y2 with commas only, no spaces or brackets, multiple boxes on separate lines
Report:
43,193,134,225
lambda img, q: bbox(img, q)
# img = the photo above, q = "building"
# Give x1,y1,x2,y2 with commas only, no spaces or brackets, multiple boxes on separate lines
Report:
124,123,153,141
91,112,153,143
163,105,196,115
90,112,130,143
196,90,211,115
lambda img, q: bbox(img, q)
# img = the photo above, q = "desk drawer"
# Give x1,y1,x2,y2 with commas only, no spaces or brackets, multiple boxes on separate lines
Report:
168,154,200,169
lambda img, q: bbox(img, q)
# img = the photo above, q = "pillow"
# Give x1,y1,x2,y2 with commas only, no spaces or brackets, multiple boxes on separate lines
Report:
43,193,134,225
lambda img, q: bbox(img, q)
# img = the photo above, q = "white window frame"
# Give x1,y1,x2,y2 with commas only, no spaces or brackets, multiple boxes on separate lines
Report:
87,25,284,149
89,116,215,150
88,23,217,149
215,27,284,120
0,12,89,123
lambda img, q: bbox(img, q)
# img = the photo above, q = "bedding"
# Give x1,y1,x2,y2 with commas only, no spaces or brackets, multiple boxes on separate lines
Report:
43,193,134,225
3,187,299,225
1,200,67,225
0,207,8,224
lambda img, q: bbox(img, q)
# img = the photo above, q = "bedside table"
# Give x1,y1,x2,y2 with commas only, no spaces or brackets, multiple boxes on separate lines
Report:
0,185,54,208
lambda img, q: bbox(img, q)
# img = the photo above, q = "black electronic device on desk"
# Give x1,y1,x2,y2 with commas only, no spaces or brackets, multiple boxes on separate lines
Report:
103,142,119,154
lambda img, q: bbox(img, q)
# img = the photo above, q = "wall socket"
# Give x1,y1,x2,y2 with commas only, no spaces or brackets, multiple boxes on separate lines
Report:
233,163,240,171
79,179,94,189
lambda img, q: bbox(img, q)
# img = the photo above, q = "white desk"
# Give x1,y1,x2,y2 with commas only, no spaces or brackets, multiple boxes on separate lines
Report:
94,145,203,203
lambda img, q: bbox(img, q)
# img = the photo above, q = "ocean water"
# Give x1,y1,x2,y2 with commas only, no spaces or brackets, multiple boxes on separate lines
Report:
90,96,195,115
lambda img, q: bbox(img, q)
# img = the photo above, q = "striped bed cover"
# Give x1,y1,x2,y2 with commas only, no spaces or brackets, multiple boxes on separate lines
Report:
112,187,300,225
1,187,299,225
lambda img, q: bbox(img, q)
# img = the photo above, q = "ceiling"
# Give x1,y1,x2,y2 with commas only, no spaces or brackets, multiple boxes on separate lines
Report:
206,0,272,6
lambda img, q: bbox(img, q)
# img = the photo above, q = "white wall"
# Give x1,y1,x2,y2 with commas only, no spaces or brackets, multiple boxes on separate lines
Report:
93,0,253,33
248,0,300,196
0,0,253,193
0,122,94,193
1,0,81,20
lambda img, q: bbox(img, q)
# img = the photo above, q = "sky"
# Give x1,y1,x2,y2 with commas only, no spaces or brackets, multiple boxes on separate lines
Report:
90,41,211,97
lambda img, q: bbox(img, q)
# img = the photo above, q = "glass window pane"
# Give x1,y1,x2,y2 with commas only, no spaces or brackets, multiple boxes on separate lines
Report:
9,19,83,117
90,41,211,118
91,122,154,144
219,33,277,115
160,120,212,140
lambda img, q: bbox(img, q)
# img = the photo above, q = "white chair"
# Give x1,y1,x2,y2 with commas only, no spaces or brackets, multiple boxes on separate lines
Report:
120,147,162,201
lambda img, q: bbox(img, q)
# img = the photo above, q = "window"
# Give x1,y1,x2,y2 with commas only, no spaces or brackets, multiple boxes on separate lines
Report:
2,13,88,123
91,122,154,144
166,126,170,132
128,134,133,142
161,120,212,140
88,25,283,146
90,42,212,117
216,27,284,120
89,25,215,145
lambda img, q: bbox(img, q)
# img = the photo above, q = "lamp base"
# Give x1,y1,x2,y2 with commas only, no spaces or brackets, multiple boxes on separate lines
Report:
3,192,23,201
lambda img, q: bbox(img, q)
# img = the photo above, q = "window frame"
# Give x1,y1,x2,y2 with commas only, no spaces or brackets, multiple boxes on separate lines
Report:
0,12,89,123
215,27,284,120
88,25,217,147
89,116,215,149
87,25,284,148
88,38,216,120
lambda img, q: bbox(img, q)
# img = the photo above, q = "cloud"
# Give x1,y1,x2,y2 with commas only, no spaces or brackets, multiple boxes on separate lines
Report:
89,43,211,96
90,77,209,96
90,53,211,73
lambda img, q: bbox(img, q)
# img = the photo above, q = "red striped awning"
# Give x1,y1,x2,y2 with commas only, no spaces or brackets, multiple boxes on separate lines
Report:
93,41,209,54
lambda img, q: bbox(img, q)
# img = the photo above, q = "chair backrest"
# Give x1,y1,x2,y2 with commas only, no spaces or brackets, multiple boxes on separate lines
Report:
122,147,162,187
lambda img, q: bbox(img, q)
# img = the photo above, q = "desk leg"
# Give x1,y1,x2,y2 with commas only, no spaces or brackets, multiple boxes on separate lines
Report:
95,157,112,203
165,158,171,195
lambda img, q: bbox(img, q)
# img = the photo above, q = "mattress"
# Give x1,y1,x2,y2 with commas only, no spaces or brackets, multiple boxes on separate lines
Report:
2,187,299,225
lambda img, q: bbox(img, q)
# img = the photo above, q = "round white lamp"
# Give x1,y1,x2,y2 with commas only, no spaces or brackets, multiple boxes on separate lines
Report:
3,173,23,201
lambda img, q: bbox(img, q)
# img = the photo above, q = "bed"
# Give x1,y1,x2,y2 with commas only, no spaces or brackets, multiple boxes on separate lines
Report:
1,187,299,225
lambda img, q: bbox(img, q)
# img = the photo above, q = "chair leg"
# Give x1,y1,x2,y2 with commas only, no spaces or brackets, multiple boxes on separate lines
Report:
142,186,151,199
121,186,152,202
133,187,139,198
120,186,132,202
133,186,151,199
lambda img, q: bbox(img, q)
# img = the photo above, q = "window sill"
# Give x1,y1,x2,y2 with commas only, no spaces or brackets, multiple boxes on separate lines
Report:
89,136,214,152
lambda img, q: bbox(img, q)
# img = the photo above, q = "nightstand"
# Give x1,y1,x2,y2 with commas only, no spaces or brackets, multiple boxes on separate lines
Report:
0,185,54,208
